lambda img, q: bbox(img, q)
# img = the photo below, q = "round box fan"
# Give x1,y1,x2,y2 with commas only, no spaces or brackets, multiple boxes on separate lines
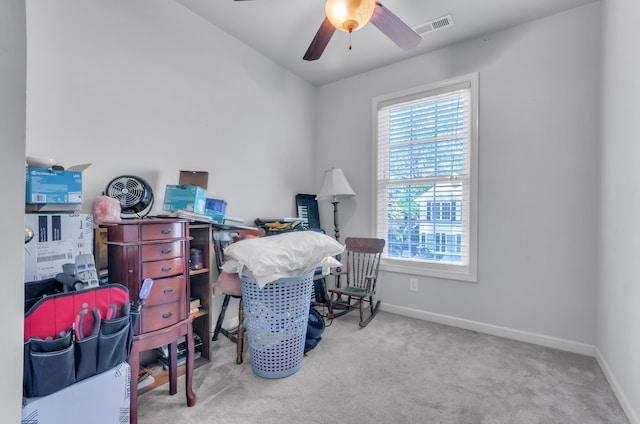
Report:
105,175,154,218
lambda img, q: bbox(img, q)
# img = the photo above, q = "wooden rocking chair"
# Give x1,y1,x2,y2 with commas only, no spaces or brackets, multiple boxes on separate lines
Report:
327,237,385,328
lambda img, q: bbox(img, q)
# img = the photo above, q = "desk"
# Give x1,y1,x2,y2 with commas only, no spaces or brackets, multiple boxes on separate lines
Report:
127,316,196,424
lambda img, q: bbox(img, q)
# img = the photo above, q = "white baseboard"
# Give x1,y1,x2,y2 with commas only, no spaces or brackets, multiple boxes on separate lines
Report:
380,303,595,356
380,303,639,423
595,348,640,424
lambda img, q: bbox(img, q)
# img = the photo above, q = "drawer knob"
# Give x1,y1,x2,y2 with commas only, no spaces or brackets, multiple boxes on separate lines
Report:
161,228,172,235
162,312,173,319
161,248,172,254
162,266,172,272
164,288,174,294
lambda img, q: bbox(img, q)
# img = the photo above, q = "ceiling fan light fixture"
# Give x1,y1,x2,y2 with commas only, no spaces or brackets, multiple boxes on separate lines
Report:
325,0,376,33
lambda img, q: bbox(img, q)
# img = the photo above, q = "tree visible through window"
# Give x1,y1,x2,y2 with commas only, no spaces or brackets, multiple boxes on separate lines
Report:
374,74,478,281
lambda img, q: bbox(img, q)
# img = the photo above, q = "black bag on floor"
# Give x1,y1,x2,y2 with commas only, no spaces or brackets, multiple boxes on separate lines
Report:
305,307,325,353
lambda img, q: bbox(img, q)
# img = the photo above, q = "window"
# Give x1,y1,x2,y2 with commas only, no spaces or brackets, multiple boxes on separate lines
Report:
373,73,478,281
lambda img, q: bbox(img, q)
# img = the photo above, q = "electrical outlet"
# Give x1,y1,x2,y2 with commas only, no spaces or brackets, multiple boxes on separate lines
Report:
409,278,418,292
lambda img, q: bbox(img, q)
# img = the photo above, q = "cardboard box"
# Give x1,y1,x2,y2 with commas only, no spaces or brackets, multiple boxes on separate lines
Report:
24,214,94,283
179,170,208,189
162,171,209,215
25,164,90,205
163,185,207,214
22,362,130,424
25,203,81,213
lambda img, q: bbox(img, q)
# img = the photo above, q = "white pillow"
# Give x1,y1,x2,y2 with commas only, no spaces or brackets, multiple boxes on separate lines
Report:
222,231,344,288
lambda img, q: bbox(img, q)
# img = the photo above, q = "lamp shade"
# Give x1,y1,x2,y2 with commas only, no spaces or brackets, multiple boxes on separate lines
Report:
325,0,376,33
316,168,356,200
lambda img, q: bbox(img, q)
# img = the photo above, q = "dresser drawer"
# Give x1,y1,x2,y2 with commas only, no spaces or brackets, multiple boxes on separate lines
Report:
144,275,185,307
142,257,185,279
139,301,186,333
140,222,186,241
141,240,184,262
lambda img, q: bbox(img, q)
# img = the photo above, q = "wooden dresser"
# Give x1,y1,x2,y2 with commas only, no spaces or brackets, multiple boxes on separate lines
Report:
105,219,189,333
104,219,196,424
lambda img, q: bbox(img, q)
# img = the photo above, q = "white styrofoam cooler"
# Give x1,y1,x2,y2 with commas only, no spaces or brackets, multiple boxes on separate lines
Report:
22,362,130,424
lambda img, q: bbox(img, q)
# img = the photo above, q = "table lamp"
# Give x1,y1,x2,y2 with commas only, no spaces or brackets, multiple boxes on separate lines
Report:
316,168,356,243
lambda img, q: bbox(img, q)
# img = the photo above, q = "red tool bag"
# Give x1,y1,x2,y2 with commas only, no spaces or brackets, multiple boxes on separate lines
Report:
23,283,139,398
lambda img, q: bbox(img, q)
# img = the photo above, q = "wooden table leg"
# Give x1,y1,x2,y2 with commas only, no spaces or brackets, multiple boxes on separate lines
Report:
168,340,177,395
127,318,197,424
185,323,196,406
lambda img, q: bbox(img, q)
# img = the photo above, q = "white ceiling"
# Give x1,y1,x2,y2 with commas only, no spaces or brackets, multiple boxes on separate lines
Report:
175,0,596,87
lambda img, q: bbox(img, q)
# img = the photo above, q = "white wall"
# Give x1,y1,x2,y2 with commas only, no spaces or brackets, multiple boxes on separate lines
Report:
0,0,27,422
26,0,317,222
598,0,640,422
25,0,318,358
18,0,640,421
316,3,601,346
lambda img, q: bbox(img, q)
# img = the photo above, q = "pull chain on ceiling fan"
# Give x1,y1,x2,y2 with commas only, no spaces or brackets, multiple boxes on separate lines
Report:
233,0,421,61
304,1,422,61
325,0,376,33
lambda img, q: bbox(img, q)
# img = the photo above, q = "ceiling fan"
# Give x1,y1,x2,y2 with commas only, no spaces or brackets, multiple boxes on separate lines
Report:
234,0,421,61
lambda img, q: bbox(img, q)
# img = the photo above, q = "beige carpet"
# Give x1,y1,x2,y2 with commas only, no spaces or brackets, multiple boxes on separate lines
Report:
137,310,629,424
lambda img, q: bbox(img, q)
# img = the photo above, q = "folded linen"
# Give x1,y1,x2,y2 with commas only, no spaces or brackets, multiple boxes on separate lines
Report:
221,231,344,288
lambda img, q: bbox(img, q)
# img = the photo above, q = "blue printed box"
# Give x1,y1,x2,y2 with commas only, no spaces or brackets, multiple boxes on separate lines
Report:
163,185,207,214
25,167,83,204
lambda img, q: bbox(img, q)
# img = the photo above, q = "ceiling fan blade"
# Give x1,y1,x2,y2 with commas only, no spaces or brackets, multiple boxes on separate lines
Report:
303,17,336,61
370,2,421,51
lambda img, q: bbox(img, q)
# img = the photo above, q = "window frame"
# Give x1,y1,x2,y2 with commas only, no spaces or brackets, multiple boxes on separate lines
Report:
371,73,479,282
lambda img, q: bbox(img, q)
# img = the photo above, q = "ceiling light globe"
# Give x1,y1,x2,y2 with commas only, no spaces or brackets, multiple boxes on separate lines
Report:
325,0,376,33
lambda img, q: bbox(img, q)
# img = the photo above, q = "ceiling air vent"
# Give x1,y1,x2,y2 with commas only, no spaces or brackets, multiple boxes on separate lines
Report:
415,14,454,35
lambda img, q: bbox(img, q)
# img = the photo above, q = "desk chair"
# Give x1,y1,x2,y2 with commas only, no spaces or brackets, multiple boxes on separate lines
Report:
211,226,265,364
212,292,244,364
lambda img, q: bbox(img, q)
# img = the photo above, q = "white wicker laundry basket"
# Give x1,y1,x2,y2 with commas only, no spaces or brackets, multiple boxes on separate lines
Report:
241,271,313,378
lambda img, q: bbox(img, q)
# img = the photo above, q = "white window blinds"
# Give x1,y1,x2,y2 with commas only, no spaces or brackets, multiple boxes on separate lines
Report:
373,74,478,281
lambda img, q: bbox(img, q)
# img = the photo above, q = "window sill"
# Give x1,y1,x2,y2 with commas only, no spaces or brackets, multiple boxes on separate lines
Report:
380,257,477,282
